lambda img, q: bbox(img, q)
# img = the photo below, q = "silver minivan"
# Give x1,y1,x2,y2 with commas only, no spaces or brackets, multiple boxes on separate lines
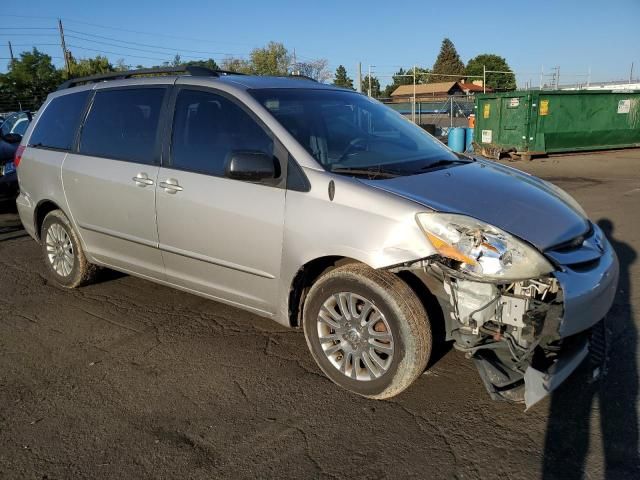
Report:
16,67,619,407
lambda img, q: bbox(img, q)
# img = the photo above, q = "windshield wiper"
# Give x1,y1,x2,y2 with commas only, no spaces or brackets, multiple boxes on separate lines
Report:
330,166,401,179
420,159,470,171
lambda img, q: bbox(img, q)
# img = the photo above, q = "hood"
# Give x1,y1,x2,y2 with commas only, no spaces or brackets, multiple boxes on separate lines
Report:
361,160,589,251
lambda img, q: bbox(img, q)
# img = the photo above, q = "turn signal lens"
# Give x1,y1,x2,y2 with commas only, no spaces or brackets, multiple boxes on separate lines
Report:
424,232,478,266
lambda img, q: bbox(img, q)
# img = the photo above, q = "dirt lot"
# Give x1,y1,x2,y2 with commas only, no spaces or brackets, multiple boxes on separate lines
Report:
1,149,639,479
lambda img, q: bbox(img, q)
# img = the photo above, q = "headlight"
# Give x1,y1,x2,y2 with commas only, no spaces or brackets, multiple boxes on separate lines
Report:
416,212,554,281
2,161,16,175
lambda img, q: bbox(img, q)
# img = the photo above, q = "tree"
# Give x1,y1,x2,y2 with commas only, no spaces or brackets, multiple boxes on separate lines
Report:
430,38,465,83
465,54,516,91
115,59,131,71
362,74,381,98
0,48,61,111
184,58,220,71
221,57,253,74
250,41,291,76
333,65,354,89
294,58,331,82
68,54,114,78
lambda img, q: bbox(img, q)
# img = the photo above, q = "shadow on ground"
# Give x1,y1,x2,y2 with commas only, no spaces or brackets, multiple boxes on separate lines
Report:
543,219,640,479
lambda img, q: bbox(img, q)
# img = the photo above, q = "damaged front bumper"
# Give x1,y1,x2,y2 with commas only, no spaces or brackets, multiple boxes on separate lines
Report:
521,232,618,408
404,223,619,408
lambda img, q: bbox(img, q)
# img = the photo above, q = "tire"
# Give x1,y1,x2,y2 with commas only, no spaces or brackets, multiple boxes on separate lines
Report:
303,263,432,399
41,209,97,288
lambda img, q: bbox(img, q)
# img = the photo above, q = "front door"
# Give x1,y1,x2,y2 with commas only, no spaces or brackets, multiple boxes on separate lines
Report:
155,87,286,314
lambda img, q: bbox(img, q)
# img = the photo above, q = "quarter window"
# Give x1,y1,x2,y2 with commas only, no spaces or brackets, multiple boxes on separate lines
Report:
171,89,274,177
79,88,165,164
29,91,89,150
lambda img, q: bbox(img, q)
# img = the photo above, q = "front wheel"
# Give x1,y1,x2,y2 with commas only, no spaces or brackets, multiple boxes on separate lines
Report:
303,264,432,399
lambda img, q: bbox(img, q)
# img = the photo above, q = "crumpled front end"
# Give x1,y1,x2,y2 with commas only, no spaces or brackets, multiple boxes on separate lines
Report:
395,222,619,409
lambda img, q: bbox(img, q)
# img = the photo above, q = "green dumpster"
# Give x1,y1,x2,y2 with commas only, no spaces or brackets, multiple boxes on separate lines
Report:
473,89,640,159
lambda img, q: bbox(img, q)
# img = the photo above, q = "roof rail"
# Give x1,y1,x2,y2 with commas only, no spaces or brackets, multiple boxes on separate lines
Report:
57,66,243,90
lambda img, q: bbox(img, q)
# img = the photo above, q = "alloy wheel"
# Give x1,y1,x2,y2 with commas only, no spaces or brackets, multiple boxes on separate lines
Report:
316,292,394,381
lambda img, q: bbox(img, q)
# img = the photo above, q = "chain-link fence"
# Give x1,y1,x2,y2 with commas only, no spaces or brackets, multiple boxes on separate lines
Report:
380,95,475,140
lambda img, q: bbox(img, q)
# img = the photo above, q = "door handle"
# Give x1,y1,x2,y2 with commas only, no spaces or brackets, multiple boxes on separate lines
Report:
159,178,183,193
132,172,154,187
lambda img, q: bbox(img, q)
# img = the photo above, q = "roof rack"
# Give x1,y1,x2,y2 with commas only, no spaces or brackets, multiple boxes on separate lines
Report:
57,66,244,90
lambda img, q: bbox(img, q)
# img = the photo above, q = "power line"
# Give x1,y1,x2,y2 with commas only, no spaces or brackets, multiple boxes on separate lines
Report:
0,56,64,59
65,29,248,57
0,33,59,36
0,27,57,30
66,44,171,62
64,34,248,59
4,43,60,47
62,17,256,48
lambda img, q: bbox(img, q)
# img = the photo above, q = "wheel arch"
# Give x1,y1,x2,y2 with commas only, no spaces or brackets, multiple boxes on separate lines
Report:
287,255,445,340
287,255,362,328
34,199,64,241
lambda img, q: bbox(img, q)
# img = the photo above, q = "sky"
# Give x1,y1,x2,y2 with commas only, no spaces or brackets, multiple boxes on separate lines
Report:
1,0,639,87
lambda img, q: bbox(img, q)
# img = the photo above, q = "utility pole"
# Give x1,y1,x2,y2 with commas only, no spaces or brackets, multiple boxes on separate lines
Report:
292,48,297,75
412,65,416,123
483,65,486,94
7,41,14,62
367,65,372,97
58,18,71,76
630,62,635,84
357,62,362,93
539,65,544,90
556,66,560,89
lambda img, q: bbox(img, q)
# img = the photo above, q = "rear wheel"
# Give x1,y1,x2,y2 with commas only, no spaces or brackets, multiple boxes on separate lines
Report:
41,210,97,288
303,264,432,399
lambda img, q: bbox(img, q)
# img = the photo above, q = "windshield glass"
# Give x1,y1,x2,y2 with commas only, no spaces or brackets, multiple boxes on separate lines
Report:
250,88,466,177
1,113,18,137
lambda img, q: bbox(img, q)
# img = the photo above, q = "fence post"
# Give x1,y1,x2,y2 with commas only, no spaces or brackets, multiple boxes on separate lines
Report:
450,96,453,128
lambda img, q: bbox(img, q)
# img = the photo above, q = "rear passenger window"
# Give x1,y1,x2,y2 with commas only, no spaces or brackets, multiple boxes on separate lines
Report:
171,89,273,176
79,88,165,164
29,91,89,150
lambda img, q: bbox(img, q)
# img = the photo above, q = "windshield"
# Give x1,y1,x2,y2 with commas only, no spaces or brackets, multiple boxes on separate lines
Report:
1,113,19,137
250,88,467,177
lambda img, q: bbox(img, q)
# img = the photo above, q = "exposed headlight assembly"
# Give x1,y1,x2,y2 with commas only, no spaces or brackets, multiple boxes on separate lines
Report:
416,212,554,282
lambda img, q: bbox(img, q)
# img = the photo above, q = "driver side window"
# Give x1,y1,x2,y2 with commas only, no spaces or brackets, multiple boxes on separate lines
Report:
171,89,274,177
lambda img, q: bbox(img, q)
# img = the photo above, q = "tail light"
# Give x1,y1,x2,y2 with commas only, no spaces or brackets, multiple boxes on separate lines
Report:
14,145,25,168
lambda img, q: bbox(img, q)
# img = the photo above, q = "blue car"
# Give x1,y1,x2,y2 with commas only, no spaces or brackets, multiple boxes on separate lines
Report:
0,111,32,202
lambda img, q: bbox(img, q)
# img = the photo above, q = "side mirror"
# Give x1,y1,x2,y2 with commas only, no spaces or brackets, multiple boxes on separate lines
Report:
2,133,22,144
225,151,278,182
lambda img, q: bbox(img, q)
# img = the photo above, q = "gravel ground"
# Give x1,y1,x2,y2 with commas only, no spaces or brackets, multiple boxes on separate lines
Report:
0,149,639,479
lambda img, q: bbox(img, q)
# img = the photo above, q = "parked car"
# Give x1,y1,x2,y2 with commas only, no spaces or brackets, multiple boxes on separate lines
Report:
15,67,618,407
0,111,32,202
